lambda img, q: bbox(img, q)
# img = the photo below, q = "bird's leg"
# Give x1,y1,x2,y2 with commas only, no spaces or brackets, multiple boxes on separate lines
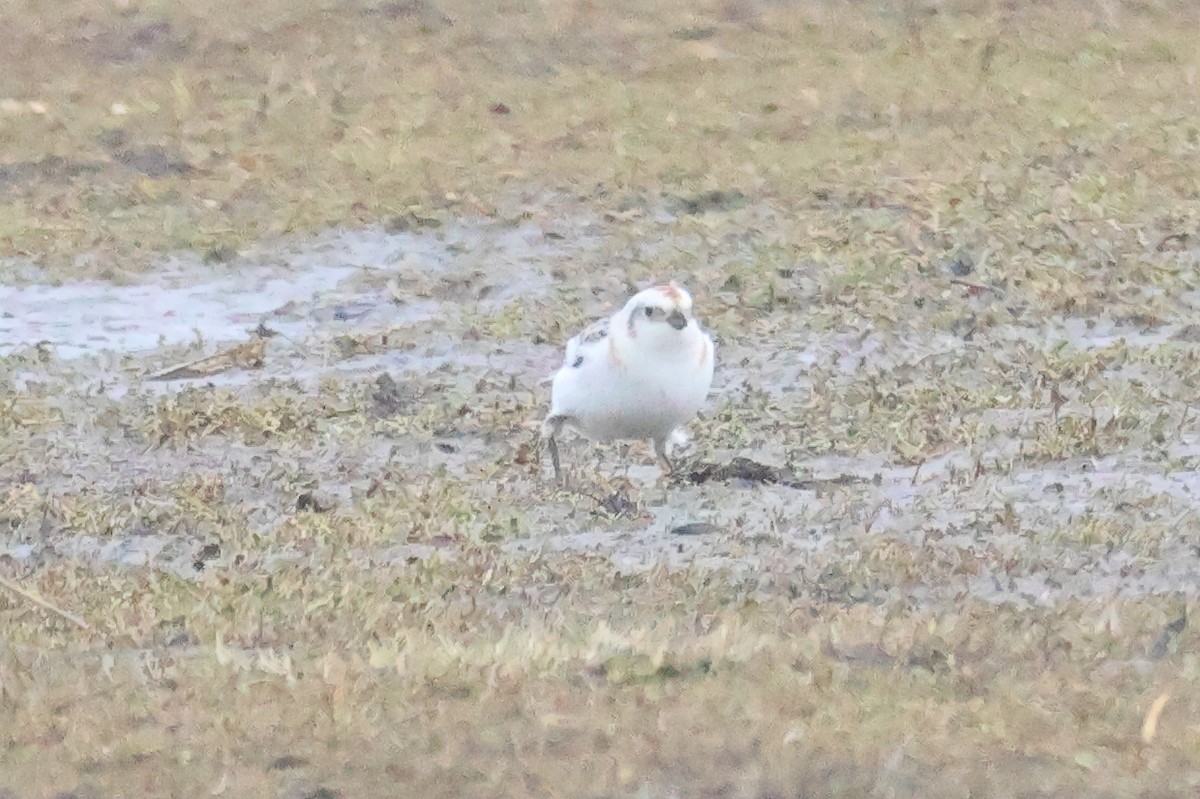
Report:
654,437,674,475
548,436,563,484
542,416,566,484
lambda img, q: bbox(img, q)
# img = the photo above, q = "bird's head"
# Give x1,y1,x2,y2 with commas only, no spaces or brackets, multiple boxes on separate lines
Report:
620,281,699,351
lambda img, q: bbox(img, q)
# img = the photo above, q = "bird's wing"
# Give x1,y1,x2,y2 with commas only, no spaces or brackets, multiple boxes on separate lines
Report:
541,318,611,386
561,318,610,367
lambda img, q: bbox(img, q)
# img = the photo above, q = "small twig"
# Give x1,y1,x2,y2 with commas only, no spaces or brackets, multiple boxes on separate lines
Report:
950,278,1005,296
0,574,90,630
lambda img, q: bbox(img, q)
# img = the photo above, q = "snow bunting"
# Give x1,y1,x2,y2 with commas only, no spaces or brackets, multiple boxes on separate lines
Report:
542,282,715,480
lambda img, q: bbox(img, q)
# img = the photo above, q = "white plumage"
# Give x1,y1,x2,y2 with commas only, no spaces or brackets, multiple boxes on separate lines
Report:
542,282,715,480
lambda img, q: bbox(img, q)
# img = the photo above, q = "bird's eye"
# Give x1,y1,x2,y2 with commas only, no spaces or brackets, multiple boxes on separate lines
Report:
644,307,655,318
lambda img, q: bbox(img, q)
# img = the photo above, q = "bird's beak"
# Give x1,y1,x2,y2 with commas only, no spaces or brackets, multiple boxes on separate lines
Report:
667,309,687,330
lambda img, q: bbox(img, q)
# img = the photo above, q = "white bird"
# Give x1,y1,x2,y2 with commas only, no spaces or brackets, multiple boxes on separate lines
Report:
542,282,715,480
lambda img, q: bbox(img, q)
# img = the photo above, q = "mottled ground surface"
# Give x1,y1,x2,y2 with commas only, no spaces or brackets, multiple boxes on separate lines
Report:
3,0,1200,797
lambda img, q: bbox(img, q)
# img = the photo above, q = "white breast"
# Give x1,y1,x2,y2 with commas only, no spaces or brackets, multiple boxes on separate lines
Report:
549,326,714,443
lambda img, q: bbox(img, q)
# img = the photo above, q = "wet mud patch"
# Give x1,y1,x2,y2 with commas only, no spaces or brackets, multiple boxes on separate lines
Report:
4,193,1200,613
684,456,865,490
78,17,191,64
0,156,105,192
0,207,578,363
110,143,192,178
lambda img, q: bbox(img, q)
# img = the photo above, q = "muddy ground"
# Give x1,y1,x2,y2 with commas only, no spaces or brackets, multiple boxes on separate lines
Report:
4,1,1200,797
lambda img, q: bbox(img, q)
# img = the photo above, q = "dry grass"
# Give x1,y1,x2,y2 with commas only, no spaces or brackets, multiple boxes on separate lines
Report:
3,557,1199,797
4,0,1200,796
2,0,1198,281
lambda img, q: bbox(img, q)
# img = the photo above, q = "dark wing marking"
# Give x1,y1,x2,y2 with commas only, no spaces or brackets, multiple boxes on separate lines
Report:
579,320,608,344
